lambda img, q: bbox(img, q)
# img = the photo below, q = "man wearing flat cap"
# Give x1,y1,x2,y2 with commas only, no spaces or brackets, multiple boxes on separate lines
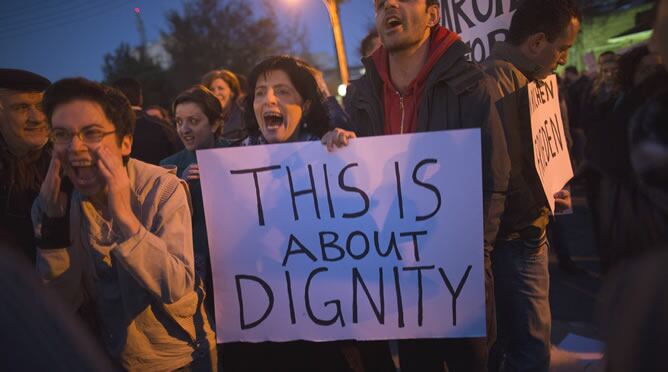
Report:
0,68,51,262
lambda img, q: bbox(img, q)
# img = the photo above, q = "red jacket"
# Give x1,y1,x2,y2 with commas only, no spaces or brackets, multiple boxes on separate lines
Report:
371,25,460,135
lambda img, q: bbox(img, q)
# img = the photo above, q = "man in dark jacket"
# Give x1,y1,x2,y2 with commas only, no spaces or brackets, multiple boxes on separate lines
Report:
483,1,580,370
0,68,51,263
324,1,510,370
112,78,182,164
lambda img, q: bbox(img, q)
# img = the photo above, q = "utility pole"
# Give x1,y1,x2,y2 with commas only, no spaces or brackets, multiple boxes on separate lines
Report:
135,11,148,61
322,0,349,85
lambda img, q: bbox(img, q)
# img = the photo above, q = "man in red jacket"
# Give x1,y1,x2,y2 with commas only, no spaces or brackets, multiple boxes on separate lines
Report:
324,0,511,370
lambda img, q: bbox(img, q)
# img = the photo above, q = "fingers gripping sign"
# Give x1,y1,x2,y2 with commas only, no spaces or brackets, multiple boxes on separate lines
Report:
321,128,357,152
553,188,572,214
182,164,200,181
94,145,141,239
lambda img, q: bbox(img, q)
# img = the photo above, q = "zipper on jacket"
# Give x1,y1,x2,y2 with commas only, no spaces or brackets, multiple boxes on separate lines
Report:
397,91,405,134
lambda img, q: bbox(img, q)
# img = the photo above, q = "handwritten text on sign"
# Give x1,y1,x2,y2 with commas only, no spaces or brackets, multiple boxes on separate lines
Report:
198,130,485,343
441,0,519,62
528,75,574,212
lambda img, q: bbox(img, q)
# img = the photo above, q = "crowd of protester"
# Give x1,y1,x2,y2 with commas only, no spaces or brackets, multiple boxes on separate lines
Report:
0,0,666,371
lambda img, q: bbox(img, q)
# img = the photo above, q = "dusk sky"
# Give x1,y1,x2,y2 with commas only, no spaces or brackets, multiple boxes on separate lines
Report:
0,0,375,82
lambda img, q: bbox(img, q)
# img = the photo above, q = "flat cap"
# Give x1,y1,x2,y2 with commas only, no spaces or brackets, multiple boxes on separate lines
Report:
0,69,51,92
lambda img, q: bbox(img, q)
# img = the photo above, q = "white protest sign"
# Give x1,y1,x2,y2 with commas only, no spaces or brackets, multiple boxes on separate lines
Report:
528,75,574,212
440,0,518,62
198,130,485,343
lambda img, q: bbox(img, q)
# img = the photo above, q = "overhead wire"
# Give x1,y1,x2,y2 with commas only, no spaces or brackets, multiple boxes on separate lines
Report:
0,0,133,41
0,0,132,32
0,0,112,24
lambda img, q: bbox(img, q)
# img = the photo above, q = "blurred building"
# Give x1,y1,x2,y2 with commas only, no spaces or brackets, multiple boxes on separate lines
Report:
567,0,655,74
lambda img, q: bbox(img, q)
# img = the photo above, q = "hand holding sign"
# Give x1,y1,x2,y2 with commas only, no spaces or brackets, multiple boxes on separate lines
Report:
321,128,357,152
528,75,574,212
553,188,572,214
198,130,486,343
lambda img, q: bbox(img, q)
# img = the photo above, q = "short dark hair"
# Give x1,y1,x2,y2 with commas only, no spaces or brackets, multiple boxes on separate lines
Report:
111,77,143,107
243,56,331,139
172,85,224,137
565,65,578,75
145,105,171,122
43,78,135,142
374,0,439,10
599,51,618,64
507,0,582,45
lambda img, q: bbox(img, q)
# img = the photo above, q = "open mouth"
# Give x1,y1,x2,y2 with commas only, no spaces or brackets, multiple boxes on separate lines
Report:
70,160,98,187
181,134,195,145
263,112,285,130
385,16,403,31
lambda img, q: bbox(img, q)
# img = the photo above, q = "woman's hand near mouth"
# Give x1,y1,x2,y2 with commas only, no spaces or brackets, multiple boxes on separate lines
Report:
95,145,141,240
39,154,69,218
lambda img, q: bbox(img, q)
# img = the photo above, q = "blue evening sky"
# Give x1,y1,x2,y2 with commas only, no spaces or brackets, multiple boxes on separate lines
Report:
0,0,375,82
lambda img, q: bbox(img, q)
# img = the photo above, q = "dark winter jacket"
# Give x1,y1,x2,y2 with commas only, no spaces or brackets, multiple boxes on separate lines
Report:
345,37,511,254
483,41,557,240
221,102,246,141
131,110,183,165
585,70,668,273
0,139,51,263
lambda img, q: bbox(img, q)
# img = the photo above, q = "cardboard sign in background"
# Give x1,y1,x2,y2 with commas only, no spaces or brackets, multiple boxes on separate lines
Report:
528,75,574,212
440,0,518,62
198,130,485,343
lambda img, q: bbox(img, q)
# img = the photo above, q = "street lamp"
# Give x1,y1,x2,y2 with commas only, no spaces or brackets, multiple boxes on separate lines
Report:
284,0,350,86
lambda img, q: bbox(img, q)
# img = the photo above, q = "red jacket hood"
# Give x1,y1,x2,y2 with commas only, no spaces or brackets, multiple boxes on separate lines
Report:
371,25,461,93
369,25,460,135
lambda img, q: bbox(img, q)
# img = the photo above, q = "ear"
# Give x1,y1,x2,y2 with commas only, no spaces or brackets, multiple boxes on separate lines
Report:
526,32,548,56
302,99,312,115
427,4,441,27
211,117,223,135
120,134,133,157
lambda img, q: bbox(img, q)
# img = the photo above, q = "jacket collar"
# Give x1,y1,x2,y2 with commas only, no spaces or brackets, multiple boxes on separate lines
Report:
490,42,544,81
361,37,479,97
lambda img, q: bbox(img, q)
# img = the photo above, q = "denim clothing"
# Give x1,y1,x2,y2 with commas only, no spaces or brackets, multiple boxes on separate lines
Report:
491,235,551,372
484,42,555,372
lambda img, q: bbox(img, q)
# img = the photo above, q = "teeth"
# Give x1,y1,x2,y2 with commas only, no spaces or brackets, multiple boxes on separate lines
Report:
71,161,93,167
264,112,284,129
387,17,401,27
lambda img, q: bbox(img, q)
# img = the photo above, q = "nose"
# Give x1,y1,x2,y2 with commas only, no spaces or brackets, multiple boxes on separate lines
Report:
28,104,46,123
384,0,399,8
179,123,191,135
265,89,278,105
68,133,87,152
558,51,569,66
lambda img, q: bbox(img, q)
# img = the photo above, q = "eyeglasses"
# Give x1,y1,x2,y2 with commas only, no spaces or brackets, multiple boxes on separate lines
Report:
50,128,117,145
